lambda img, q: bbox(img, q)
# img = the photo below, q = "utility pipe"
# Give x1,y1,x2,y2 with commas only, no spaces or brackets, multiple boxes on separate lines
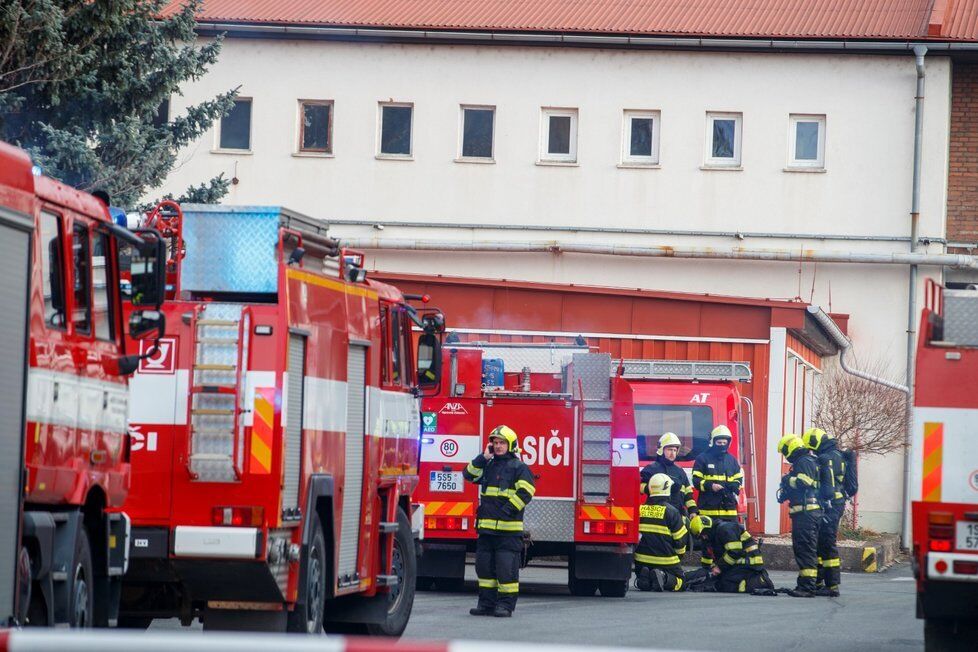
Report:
343,237,978,269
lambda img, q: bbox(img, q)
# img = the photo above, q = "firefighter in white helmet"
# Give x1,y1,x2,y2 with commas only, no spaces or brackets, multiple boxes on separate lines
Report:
634,473,690,592
691,425,743,567
640,432,699,518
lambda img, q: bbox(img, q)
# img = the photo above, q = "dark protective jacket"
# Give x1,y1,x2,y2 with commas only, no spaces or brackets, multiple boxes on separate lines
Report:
692,447,743,518
639,455,698,516
635,495,688,567
780,449,822,516
463,452,536,535
814,439,847,506
705,520,765,571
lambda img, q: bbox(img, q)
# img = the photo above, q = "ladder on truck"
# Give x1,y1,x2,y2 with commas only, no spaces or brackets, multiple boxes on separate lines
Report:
186,303,252,482
571,353,615,504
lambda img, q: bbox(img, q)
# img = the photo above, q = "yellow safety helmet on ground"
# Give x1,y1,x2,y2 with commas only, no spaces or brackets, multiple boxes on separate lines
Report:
802,427,834,451
657,432,682,455
690,514,713,537
777,434,804,459
710,425,732,445
488,425,520,454
647,473,674,497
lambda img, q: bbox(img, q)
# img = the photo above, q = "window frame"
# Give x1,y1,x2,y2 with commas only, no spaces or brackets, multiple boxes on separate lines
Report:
457,104,496,163
787,114,826,170
297,99,334,155
214,97,253,153
704,111,743,168
621,109,661,166
376,101,414,160
70,221,93,336
538,107,579,164
90,229,116,342
39,210,67,332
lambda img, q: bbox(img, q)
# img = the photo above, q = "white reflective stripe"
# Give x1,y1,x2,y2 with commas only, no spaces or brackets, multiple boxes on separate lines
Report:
927,552,978,583
368,386,420,440
421,434,481,462
128,369,189,425
303,376,347,432
172,526,258,559
27,368,129,432
612,439,639,467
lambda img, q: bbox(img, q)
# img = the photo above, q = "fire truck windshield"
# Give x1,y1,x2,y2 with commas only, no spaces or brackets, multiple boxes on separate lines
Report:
634,404,714,463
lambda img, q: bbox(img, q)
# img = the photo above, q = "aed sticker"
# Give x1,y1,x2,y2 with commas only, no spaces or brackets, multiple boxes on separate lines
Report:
440,439,459,458
969,469,978,493
422,412,437,433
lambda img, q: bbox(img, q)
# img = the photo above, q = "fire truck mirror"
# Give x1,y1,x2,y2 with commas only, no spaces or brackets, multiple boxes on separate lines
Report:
129,309,165,341
129,228,166,307
417,332,442,388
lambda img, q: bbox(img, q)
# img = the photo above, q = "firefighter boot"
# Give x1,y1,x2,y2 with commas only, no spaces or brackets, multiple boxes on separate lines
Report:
470,607,494,616
635,567,653,591
493,606,512,618
787,588,815,597
814,587,840,597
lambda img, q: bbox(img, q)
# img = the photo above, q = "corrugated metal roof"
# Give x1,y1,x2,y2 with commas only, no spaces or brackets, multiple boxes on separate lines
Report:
166,0,961,40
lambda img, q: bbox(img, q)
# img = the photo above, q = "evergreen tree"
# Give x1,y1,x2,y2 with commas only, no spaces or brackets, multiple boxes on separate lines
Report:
0,0,236,206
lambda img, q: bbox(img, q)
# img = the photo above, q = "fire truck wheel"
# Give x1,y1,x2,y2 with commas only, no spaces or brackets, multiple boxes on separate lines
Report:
287,516,327,634
69,528,94,628
597,579,629,598
116,615,154,630
567,576,598,597
364,508,415,637
16,546,31,624
415,577,436,591
924,618,978,652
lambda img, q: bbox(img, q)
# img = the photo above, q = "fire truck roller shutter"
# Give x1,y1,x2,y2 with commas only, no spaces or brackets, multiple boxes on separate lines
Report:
283,334,306,512
0,206,31,624
338,345,367,585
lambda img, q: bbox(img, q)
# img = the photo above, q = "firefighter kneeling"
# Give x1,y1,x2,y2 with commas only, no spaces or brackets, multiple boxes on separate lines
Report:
688,514,776,595
634,473,693,592
463,425,536,617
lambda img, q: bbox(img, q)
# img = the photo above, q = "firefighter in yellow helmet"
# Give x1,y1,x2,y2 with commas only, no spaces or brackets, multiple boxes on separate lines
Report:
688,515,775,594
634,473,690,592
778,433,823,597
463,425,535,617
691,424,743,568
803,427,846,596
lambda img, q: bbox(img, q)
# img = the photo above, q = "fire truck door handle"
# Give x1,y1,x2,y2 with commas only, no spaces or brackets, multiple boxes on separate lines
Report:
53,382,59,402
103,391,109,410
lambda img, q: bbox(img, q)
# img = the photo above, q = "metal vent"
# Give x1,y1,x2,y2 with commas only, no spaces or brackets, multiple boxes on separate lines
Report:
283,334,305,511
616,359,752,383
337,345,366,583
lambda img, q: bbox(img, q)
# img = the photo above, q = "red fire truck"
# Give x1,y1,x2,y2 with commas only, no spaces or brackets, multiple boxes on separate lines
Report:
120,203,443,634
415,343,752,596
911,281,978,650
0,141,166,627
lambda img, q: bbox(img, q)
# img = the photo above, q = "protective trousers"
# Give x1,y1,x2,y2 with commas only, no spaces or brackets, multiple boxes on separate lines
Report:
791,511,820,592
635,562,686,592
817,505,843,590
716,566,776,594
475,534,522,612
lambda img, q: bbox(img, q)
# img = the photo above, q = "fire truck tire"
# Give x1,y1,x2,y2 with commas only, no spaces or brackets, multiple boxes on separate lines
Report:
69,528,94,628
116,615,153,630
597,579,628,598
364,508,415,637
17,546,31,625
287,516,327,634
415,577,436,591
925,618,978,652
567,576,598,597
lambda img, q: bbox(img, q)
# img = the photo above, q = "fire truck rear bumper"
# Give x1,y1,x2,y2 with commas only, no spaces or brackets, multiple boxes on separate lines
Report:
172,526,262,559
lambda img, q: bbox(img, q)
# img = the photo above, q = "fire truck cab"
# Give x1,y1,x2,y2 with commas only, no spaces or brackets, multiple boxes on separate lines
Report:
121,204,443,635
0,141,166,627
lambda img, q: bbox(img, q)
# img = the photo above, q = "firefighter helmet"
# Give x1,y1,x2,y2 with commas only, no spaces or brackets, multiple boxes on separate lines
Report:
710,425,732,446
489,425,520,454
690,514,713,537
657,432,682,455
647,473,673,497
777,434,804,459
802,427,833,451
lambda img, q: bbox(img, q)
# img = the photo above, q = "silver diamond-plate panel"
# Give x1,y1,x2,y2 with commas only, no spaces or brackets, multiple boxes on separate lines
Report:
448,344,588,374
570,353,611,399
181,205,283,294
944,290,978,346
338,345,366,580
618,359,751,382
582,441,610,461
583,424,611,442
523,499,575,542
283,335,305,511
582,471,610,499
583,405,611,422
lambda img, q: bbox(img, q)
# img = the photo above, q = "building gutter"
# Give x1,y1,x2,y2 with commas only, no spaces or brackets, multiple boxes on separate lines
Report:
342,237,978,269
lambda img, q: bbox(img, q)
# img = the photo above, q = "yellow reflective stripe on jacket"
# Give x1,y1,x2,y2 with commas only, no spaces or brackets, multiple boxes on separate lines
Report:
477,518,524,532
789,503,822,514
481,486,514,497
722,552,742,566
466,463,483,479
681,484,694,495
635,552,681,565
724,540,743,551
639,524,672,536
639,481,650,494
673,577,684,592
699,474,728,482
508,495,526,511
748,555,764,565
728,470,744,481
700,508,738,517
673,526,688,540
745,544,759,553
515,479,536,496
478,578,498,589
799,568,818,578
739,531,752,542
497,582,519,594
822,558,841,568
789,473,817,488
675,545,688,556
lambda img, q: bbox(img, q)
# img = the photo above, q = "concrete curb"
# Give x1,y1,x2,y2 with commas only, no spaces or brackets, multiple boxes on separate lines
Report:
681,534,902,573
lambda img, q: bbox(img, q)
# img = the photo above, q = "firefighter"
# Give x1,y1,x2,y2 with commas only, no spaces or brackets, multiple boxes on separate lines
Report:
634,473,689,592
640,432,698,518
803,427,845,597
463,425,536,617
691,425,742,567
777,433,823,597
688,515,775,594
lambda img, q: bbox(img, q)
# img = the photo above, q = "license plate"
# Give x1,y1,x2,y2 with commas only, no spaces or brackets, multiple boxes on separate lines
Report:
429,471,463,493
957,521,978,551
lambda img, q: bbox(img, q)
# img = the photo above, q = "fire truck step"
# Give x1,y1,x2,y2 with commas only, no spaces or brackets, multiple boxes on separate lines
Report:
192,429,234,437
197,338,240,345
194,363,237,371
190,453,235,462
192,408,236,416
196,319,239,327
378,521,398,534
192,385,237,394
376,574,400,588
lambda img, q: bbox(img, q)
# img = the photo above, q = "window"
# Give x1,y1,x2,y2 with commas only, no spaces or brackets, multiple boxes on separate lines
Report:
788,114,826,169
298,100,333,153
71,223,91,334
378,103,413,157
39,211,65,330
218,98,252,151
622,110,660,165
539,108,578,163
705,112,743,167
634,404,715,463
459,105,495,160
91,231,114,341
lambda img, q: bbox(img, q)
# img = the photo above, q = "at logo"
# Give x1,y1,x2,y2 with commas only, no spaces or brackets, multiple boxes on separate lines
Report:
689,393,710,404
139,338,176,374
439,402,468,415
129,426,158,452
521,430,571,467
